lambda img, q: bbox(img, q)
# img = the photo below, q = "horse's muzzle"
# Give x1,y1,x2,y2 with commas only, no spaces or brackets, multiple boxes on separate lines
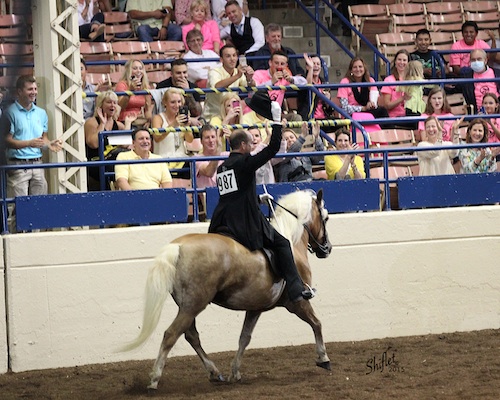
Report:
315,242,332,258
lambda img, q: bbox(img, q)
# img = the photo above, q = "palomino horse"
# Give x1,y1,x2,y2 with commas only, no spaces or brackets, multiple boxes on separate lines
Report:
121,189,333,390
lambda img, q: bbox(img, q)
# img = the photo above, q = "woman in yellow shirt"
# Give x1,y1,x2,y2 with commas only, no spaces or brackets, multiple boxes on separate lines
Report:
325,129,365,180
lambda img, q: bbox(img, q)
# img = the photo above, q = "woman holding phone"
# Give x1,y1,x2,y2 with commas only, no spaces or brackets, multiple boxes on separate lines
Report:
115,59,153,127
209,93,246,150
151,88,194,176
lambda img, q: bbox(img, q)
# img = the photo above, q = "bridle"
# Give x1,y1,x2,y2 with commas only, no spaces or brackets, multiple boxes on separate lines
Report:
270,194,331,258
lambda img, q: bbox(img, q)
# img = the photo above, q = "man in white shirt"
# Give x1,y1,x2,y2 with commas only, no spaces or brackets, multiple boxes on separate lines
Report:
202,44,255,120
220,0,264,57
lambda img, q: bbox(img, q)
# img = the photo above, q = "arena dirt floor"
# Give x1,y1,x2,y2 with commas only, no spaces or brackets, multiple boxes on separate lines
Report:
0,329,498,400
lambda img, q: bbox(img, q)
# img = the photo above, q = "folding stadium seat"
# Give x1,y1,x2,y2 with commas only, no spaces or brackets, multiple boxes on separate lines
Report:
368,128,416,167
0,14,27,42
427,13,464,33
464,11,500,30
80,41,113,73
111,41,152,72
428,31,454,66
146,70,171,88
425,1,463,17
348,4,390,52
148,41,186,70
103,11,135,41
370,164,413,210
0,42,33,75
387,2,426,18
85,72,111,90
461,1,498,15
392,14,428,34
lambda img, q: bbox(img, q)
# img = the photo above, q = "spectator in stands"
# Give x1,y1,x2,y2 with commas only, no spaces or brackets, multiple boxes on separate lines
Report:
253,51,307,108
324,128,365,180
210,92,244,128
274,121,324,182
220,0,264,57
399,61,426,129
460,49,500,114
459,118,500,174
81,58,106,120
249,122,286,185
410,29,445,79
203,44,254,121
115,59,153,127
481,92,500,170
449,21,491,76
380,49,412,123
78,0,106,42
157,59,203,121
417,87,455,142
115,129,173,190
297,53,335,127
126,0,182,42
5,75,63,200
252,23,305,75
337,56,389,122
181,0,220,54
175,0,211,26
417,116,462,176
194,124,225,188
151,88,195,161
183,29,221,88
486,24,500,69
84,90,136,190
212,0,248,31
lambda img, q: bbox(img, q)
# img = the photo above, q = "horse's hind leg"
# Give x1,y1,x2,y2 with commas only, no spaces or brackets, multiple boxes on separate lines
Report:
185,319,224,382
229,310,262,382
286,302,331,370
149,311,196,390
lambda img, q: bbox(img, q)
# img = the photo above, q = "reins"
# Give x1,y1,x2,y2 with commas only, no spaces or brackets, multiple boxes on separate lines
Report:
269,197,329,256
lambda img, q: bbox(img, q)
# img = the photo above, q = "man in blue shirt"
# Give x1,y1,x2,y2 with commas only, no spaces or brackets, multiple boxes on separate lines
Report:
5,75,62,199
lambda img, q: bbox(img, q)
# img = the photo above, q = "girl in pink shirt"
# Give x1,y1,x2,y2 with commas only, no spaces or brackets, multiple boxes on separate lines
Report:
481,92,500,170
182,0,220,54
417,87,455,142
380,49,411,119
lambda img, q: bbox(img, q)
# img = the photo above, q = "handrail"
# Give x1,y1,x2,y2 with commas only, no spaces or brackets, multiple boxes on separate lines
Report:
2,140,499,233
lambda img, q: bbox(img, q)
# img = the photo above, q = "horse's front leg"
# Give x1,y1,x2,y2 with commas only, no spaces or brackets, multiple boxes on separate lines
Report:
286,301,331,370
185,319,225,382
229,310,262,382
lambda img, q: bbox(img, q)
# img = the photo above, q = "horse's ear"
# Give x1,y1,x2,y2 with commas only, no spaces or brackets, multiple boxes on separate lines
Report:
317,188,323,203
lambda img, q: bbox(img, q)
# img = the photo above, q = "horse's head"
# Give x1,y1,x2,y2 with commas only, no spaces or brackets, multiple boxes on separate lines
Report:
304,189,332,259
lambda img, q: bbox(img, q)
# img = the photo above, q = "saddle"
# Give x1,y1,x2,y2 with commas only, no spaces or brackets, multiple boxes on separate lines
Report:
213,228,281,278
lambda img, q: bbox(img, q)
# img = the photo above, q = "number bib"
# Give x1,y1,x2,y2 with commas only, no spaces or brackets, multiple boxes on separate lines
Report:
217,169,238,195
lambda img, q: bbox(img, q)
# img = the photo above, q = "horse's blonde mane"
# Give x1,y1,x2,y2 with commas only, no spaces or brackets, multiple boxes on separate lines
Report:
271,190,314,245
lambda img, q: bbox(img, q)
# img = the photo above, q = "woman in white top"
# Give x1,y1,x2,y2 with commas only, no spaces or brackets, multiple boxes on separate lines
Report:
151,88,194,176
417,115,463,176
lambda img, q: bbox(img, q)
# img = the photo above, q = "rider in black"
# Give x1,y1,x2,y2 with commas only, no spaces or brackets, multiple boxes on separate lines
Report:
208,92,314,302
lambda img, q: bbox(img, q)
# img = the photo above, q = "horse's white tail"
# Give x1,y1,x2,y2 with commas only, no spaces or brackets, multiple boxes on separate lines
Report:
119,243,180,352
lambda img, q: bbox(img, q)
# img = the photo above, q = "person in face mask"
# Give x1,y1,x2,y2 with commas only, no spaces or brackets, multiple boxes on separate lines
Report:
460,49,500,113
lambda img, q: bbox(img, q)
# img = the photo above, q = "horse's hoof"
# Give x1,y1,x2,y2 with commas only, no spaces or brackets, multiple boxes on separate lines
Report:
209,373,226,383
316,361,331,371
147,387,157,396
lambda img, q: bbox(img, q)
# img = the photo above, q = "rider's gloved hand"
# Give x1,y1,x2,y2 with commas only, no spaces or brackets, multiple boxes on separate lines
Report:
271,101,282,123
259,193,274,204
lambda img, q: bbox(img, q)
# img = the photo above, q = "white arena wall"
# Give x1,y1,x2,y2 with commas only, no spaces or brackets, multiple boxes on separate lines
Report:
1,206,499,373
